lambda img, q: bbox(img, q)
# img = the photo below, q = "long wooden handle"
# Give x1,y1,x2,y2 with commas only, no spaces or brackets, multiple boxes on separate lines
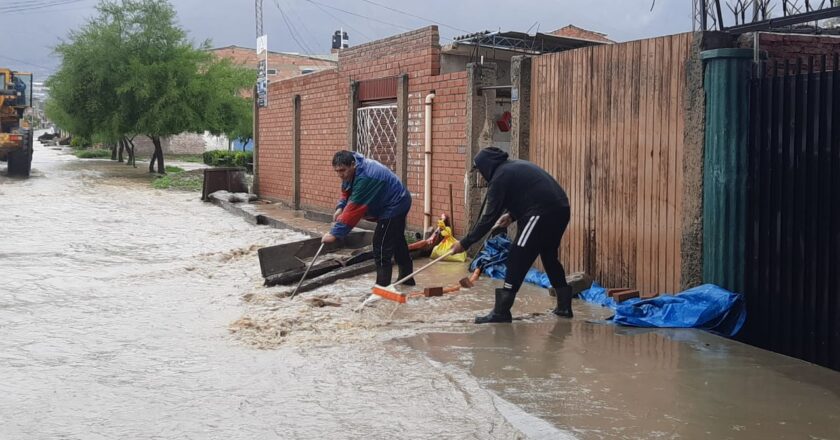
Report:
290,243,325,299
391,249,454,286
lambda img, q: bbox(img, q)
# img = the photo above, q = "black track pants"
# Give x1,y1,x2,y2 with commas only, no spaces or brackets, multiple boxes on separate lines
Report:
503,207,571,294
373,213,412,273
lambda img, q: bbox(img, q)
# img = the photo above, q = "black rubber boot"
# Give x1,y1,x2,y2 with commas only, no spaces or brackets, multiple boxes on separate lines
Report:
475,288,516,324
551,285,573,318
375,264,392,287
397,264,416,286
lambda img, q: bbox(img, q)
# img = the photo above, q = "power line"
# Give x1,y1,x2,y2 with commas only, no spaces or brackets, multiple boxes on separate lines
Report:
356,0,470,33
302,0,413,32
303,0,371,40
280,2,322,53
274,1,315,55
0,0,88,13
0,54,54,71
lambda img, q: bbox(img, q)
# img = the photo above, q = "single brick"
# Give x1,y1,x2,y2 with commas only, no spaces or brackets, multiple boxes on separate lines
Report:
614,290,640,303
423,287,443,297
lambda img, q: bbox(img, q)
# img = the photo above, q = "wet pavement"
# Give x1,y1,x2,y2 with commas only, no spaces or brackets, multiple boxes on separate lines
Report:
2,136,839,439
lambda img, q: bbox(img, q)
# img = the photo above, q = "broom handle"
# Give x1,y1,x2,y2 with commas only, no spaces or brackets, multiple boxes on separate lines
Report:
391,249,454,286
290,242,325,299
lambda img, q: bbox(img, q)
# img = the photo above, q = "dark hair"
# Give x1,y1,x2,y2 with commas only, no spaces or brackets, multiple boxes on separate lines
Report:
332,150,356,167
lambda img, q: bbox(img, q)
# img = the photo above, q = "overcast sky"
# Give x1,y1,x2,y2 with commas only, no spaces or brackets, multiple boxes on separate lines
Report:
1,0,693,81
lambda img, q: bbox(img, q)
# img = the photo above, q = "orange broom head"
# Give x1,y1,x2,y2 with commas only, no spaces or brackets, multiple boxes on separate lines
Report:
371,285,407,303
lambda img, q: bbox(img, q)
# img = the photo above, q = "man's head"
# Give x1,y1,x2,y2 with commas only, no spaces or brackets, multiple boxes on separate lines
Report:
332,150,357,182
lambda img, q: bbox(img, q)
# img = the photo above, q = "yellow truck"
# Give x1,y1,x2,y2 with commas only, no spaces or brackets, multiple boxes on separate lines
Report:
0,68,33,176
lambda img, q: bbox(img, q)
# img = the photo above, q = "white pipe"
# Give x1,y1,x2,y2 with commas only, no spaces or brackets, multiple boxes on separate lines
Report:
423,91,436,235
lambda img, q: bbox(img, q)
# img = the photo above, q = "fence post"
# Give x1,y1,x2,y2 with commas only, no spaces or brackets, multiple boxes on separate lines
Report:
700,48,753,293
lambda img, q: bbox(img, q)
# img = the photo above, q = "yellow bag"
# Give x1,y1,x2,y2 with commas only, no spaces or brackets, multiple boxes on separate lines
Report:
431,220,467,262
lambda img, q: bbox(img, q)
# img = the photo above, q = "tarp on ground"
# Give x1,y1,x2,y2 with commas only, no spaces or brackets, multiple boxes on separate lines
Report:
469,233,551,288
580,282,746,337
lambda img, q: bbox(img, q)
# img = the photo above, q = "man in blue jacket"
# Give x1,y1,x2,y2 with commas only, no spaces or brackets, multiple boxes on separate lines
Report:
452,147,573,323
322,150,415,287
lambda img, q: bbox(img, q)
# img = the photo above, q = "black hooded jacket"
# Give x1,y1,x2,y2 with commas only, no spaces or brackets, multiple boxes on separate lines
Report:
460,147,570,250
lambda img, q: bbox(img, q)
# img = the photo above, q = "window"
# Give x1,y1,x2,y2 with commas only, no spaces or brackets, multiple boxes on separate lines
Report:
267,69,278,76
300,68,316,75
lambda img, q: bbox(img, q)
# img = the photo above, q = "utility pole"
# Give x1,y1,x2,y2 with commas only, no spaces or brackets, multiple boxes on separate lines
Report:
255,0,263,38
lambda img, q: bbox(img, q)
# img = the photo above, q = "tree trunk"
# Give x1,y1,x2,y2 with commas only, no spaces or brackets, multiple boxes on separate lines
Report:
151,136,165,174
126,136,137,168
110,143,117,161
118,139,125,163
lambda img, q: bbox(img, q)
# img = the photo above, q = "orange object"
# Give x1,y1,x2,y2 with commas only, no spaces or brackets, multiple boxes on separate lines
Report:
370,285,407,303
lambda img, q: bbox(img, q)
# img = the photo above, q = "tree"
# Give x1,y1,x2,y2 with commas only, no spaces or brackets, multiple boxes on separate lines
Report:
46,0,255,174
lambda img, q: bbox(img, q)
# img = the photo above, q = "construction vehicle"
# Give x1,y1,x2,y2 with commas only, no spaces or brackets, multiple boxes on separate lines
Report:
0,68,33,176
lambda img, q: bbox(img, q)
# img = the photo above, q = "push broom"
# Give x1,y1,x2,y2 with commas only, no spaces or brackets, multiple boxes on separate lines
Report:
362,249,455,307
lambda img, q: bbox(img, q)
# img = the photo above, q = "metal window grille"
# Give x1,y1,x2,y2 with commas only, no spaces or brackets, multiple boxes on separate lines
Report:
356,105,398,171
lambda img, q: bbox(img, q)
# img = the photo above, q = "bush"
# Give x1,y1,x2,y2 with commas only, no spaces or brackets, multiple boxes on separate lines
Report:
69,136,92,150
202,150,252,168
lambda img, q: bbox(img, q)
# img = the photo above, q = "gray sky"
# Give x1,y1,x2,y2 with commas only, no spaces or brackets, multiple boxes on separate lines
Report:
1,0,693,81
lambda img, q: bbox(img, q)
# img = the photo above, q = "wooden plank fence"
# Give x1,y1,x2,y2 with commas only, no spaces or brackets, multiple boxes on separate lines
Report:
530,33,692,294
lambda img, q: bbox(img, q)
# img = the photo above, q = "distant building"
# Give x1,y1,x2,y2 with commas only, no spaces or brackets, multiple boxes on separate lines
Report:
549,25,615,44
208,45,337,82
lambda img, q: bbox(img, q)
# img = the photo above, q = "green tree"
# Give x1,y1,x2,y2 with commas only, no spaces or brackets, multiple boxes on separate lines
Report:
46,0,255,174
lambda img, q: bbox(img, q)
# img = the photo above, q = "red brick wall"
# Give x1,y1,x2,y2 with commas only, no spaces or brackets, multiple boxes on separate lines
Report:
752,33,840,70
405,73,468,235
257,26,470,235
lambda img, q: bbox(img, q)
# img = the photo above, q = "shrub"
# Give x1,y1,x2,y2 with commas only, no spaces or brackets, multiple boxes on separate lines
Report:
202,150,252,168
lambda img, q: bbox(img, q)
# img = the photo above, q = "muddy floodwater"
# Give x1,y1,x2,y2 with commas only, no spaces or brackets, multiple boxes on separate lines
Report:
2,139,839,440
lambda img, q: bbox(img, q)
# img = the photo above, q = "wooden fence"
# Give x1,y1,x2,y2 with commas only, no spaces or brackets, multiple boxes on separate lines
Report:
530,33,692,294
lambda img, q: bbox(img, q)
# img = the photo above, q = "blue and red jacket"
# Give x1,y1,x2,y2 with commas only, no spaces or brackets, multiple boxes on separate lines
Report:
330,152,412,238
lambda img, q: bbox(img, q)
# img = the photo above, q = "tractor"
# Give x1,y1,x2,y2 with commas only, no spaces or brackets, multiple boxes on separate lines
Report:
0,68,33,177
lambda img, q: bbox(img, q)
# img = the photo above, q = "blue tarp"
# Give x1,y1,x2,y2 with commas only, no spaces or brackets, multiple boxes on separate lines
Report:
580,282,746,337
469,233,746,337
469,233,551,288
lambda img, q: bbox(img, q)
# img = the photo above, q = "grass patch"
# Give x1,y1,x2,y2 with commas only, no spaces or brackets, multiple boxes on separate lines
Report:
165,165,184,173
151,169,203,191
168,154,204,163
74,149,112,159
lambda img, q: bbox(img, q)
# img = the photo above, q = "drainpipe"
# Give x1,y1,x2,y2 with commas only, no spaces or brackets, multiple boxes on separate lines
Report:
423,91,436,235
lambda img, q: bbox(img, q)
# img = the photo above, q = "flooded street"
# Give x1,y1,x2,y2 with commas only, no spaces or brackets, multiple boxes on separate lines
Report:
3,140,839,439
0,142,529,439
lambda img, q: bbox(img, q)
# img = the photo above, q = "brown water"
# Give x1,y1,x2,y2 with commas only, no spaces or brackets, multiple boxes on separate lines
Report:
5,139,839,440
0,141,537,439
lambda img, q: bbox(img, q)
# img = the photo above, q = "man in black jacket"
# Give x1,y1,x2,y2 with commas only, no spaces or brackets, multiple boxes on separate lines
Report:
451,147,573,324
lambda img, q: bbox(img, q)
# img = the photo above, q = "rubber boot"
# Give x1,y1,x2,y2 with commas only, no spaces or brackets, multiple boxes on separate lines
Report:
475,288,516,324
397,263,416,286
375,264,392,287
551,285,573,318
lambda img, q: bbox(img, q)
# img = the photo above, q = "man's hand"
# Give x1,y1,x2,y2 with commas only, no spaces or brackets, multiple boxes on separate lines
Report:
451,241,465,255
493,213,513,229
322,233,337,244
333,208,343,222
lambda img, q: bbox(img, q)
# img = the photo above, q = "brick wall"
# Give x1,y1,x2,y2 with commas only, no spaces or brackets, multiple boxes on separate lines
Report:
739,33,840,70
257,26,470,235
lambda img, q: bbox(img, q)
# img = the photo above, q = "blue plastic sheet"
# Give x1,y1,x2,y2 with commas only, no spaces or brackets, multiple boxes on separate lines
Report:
469,234,551,288
579,282,746,337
